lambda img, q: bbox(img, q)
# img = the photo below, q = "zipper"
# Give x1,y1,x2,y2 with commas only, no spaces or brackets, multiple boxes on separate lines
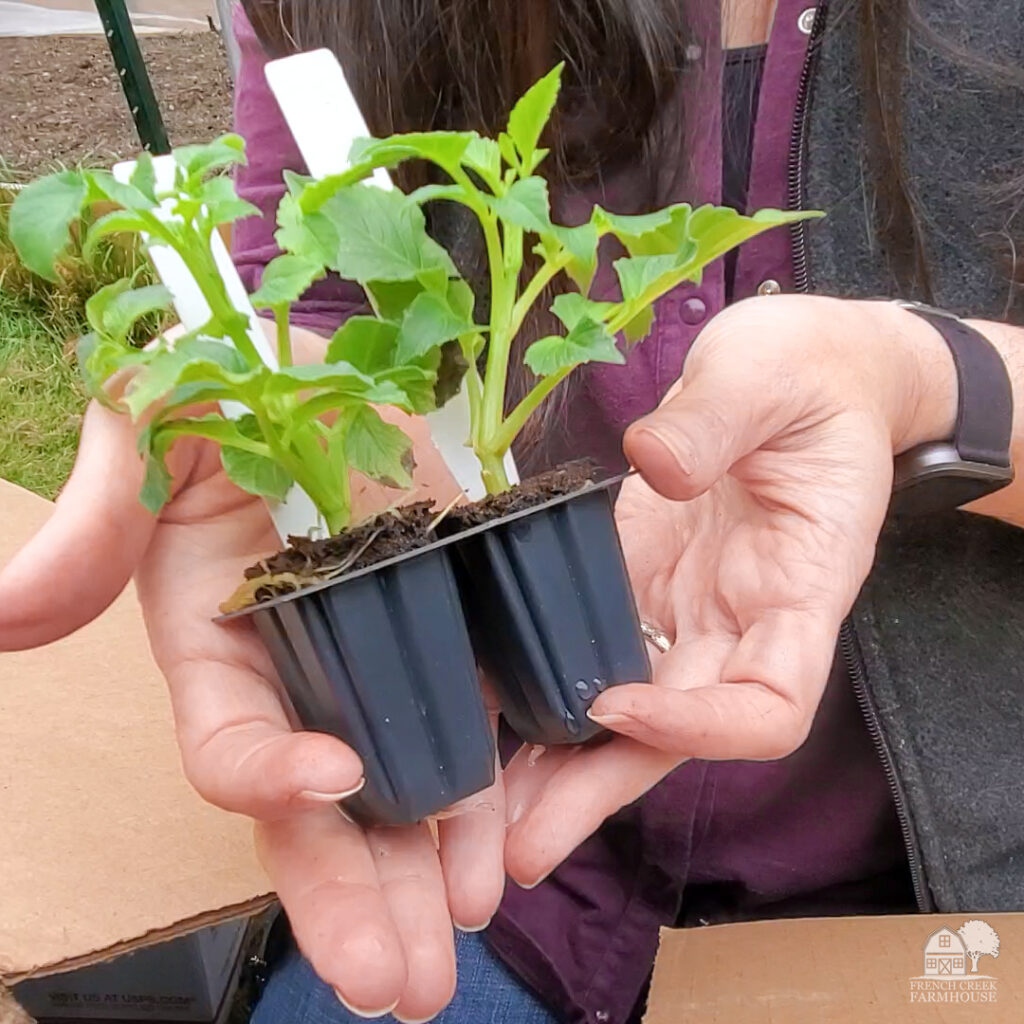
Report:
840,620,933,912
787,1,829,293
785,7,932,913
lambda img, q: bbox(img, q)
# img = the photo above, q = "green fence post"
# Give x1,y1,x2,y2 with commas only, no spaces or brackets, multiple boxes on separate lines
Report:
93,0,171,154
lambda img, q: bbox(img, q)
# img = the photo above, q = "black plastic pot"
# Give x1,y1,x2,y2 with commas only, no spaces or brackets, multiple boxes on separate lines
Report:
222,546,495,827
447,476,652,746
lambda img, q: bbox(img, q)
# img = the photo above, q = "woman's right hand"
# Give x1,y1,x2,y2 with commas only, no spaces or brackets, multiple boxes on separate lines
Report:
0,327,506,1023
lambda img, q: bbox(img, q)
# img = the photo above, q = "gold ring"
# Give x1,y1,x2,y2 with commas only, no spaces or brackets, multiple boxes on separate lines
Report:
640,620,671,654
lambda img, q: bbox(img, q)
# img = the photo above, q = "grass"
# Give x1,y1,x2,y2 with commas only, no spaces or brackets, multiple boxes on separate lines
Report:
0,179,157,498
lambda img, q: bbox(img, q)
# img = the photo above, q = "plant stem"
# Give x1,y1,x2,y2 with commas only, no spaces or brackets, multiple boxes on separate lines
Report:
274,304,292,367
478,450,511,494
507,252,572,342
489,367,570,456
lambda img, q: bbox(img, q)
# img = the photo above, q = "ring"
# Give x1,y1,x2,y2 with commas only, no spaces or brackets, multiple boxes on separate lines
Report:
640,620,671,654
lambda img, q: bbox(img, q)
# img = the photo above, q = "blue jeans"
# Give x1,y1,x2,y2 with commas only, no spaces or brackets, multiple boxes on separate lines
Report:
252,930,558,1024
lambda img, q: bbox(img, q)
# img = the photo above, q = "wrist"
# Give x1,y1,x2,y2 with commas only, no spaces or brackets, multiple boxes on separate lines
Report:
853,300,959,454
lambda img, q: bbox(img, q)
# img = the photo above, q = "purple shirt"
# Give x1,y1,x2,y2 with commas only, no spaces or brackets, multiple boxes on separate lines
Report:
229,5,907,1022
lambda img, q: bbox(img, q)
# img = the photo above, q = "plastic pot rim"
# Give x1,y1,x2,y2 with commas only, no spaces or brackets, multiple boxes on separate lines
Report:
216,470,632,623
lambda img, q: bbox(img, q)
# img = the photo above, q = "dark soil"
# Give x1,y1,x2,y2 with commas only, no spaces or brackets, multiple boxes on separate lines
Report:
445,459,599,529
223,502,438,609
221,461,599,612
0,32,232,175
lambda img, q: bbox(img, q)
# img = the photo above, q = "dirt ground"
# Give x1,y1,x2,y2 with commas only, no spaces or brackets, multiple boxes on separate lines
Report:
0,30,233,175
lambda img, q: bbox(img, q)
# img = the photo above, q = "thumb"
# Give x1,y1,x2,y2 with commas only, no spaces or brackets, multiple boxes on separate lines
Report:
0,401,157,650
623,369,770,501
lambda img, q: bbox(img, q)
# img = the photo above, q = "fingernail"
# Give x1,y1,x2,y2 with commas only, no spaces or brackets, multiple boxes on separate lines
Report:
394,1012,439,1024
507,800,526,826
333,990,399,1019
453,914,494,934
300,778,366,802
586,709,632,728
515,873,551,891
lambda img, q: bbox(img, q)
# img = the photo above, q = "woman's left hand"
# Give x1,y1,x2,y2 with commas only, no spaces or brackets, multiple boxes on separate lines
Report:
503,293,965,886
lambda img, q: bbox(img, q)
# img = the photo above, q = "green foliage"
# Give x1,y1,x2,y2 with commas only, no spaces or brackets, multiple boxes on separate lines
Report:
8,136,462,535
286,64,820,492
10,62,823,530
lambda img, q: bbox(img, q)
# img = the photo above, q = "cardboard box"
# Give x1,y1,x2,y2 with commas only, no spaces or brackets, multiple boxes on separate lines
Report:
0,479,273,987
12,921,247,1023
646,912,1024,1023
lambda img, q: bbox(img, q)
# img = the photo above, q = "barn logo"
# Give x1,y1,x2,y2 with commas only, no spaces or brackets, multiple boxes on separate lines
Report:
909,921,1000,1004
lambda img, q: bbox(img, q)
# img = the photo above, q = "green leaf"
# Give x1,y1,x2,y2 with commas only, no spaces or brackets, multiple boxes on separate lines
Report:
462,137,503,187
622,305,655,345
524,316,624,377
613,253,680,303
76,332,147,401
174,134,246,180
140,450,173,513
497,132,518,169
197,175,260,226
396,290,474,362
350,131,476,174
326,317,401,372
124,336,254,419
83,209,148,260
592,205,689,256
308,184,458,283
684,205,818,270
219,415,293,501
274,191,336,267
507,64,563,171
552,222,599,291
490,176,552,235
86,281,173,343
344,406,414,489
130,152,157,202
9,170,89,281
324,315,442,412
88,171,156,212
263,362,406,405
550,292,615,330
250,255,325,309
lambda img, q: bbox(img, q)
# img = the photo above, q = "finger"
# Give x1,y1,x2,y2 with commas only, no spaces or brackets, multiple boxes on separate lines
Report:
256,808,408,1017
166,652,365,817
622,343,802,502
589,607,837,760
437,745,507,932
504,738,679,888
0,401,158,650
368,824,458,1022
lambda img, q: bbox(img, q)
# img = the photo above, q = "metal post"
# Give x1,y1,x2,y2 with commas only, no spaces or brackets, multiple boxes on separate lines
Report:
93,0,171,154
214,0,241,81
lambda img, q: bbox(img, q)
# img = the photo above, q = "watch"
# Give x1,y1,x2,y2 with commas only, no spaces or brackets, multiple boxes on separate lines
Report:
889,300,1014,515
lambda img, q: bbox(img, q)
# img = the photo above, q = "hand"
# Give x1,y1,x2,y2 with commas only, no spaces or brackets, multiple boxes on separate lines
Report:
0,325,506,1022
503,294,957,886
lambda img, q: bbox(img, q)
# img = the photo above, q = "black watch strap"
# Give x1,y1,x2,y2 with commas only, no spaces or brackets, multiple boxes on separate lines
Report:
890,301,1014,514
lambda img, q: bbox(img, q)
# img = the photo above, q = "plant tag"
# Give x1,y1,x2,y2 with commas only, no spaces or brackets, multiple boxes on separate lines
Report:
264,48,519,500
112,157,324,542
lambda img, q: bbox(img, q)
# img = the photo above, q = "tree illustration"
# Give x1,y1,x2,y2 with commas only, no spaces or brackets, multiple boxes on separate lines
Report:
958,920,1000,973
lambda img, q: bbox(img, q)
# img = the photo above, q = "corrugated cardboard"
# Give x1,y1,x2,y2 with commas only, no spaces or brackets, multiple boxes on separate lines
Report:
0,479,273,985
646,912,1024,1023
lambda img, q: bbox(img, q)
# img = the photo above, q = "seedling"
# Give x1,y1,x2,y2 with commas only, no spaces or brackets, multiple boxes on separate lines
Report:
9,137,448,536
281,63,818,494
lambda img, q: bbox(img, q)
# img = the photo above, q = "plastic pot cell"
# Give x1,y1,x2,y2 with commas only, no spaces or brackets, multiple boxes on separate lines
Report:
225,545,495,827
448,477,652,746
